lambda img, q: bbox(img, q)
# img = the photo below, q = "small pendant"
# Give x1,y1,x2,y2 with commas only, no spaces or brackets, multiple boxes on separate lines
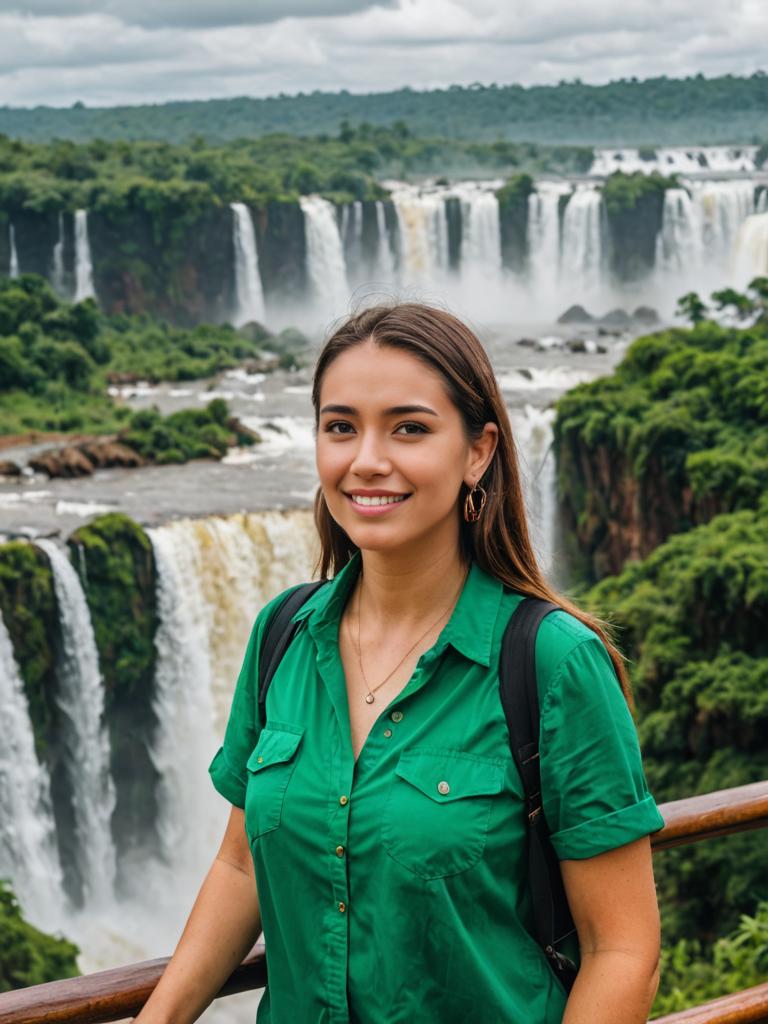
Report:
365,693,375,704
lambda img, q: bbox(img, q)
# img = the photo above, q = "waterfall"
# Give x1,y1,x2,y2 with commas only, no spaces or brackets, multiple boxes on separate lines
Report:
655,187,704,273
509,406,558,581
230,203,266,327
0,609,65,927
458,187,502,277
36,539,116,906
9,224,19,278
527,183,571,298
694,180,756,264
391,188,450,281
52,211,65,296
560,186,606,297
74,209,96,302
146,512,318,882
374,201,395,277
299,196,349,317
731,212,768,288
758,189,767,214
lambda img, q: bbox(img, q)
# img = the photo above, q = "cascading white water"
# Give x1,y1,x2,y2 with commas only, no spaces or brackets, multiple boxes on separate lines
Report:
527,183,571,300
299,195,349,317
230,203,266,327
458,187,502,277
391,188,450,282
655,188,704,273
374,201,395,277
146,512,319,881
559,186,606,300
731,212,768,287
654,180,761,301
52,211,65,296
74,209,96,302
9,223,19,278
36,538,116,906
0,608,65,927
508,405,558,581
758,189,767,214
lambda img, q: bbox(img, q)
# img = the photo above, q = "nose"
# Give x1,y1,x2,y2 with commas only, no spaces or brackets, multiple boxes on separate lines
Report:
349,429,392,479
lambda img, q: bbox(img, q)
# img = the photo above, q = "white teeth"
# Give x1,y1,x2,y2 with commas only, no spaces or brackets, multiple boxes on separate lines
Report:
350,494,407,506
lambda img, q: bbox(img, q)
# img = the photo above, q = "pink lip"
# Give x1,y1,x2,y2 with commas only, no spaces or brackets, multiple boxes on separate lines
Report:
344,493,411,517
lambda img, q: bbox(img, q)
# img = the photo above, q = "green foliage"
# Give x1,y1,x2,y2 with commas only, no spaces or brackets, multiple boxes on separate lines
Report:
600,170,676,216
495,173,535,210
0,274,293,440
122,401,241,463
1,73,767,145
67,515,161,860
0,129,598,216
0,543,59,761
676,292,708,324
0,881,79,992
652,902,768,1015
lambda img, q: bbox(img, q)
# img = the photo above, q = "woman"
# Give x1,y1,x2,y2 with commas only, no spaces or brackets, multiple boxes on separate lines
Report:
137,303,664,1024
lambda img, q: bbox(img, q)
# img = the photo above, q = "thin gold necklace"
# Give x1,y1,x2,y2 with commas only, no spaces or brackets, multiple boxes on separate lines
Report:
349,572,466,704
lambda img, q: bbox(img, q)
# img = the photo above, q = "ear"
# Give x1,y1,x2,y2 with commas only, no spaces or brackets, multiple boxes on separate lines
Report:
464,423,498,486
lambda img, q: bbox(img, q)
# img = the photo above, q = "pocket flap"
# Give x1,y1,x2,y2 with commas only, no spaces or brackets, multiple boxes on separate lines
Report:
247,724,304,772
395,748,505,802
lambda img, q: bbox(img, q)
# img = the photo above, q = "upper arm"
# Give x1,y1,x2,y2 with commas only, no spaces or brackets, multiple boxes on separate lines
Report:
561,836,660,964
216,805,256,878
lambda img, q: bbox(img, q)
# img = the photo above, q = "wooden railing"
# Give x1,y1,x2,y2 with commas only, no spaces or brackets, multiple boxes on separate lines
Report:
1,780,767,1024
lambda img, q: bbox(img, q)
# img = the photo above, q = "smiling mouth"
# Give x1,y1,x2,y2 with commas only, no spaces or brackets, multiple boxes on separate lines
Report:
347,494,410,507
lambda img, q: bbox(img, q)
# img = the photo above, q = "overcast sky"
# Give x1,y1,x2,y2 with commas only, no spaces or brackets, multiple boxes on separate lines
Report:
1,0,766,108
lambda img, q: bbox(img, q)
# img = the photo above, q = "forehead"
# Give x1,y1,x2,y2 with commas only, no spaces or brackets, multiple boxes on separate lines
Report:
319,341,452,407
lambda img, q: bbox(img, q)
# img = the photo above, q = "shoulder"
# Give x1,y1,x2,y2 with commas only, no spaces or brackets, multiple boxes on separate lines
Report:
244,581,318,657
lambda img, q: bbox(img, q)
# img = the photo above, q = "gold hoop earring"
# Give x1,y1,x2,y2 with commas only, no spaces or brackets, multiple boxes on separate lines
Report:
463,482,487,523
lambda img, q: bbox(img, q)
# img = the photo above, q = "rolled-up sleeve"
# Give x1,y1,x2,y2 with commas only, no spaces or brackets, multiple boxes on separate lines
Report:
539,636,665,860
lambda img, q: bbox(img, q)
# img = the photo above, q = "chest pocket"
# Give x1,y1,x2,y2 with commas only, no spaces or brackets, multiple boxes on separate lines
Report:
244,723,304,841
381,747,505,879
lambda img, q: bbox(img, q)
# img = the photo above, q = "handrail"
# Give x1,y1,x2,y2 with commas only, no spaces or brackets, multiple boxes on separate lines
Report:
650,781,768,851
650,982,768,1023
1,781,767,1024
0,947,267,1024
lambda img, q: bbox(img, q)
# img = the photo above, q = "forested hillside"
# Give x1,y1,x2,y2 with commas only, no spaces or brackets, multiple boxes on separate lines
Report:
553,291,768,1012
2,72,768,145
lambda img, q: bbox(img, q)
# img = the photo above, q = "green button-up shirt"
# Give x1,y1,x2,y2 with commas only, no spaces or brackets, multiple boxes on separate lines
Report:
209,553,664,1024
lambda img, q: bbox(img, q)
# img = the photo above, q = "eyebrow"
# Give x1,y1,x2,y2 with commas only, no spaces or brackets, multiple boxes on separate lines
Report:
319,403,439,417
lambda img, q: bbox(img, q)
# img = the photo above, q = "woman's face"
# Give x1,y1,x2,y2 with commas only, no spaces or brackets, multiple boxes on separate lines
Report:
316,340,497,559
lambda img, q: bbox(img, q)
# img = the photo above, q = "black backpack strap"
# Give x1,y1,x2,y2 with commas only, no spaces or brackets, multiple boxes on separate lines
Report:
500,596,578,994
257,581,327,728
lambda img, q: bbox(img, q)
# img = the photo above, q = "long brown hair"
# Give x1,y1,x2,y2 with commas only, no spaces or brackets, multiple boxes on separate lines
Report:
311,302,632,704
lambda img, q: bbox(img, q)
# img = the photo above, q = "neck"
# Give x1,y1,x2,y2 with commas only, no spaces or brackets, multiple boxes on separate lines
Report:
354,536,468,626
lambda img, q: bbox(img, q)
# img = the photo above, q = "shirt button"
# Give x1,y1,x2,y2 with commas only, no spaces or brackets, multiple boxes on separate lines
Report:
256,756,264,764
390,710,404,723
383,728,392,738
335,845,345,857
339,795,348,806
437,780,450,795
338,901,346,913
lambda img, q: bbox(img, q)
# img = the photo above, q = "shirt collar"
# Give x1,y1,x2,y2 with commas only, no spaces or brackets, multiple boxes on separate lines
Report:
440,560,503,668
292,551,503,668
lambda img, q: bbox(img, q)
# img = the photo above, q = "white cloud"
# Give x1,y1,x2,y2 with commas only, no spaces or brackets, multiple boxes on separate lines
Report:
0,0,765,107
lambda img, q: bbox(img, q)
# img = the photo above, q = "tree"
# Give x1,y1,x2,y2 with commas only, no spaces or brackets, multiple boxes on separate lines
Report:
676,291,708,324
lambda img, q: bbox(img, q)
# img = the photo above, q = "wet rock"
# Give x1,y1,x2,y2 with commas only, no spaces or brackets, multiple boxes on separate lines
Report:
30,447,94,478
236,321,274,344
598,326,623,337
557,304,595,324
78,440,145,469
516,368,534,381
598,308,633,327
516,337,537,347
566,337,587,353
632,305,660,325
226,416,262,445
0,460,22,476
